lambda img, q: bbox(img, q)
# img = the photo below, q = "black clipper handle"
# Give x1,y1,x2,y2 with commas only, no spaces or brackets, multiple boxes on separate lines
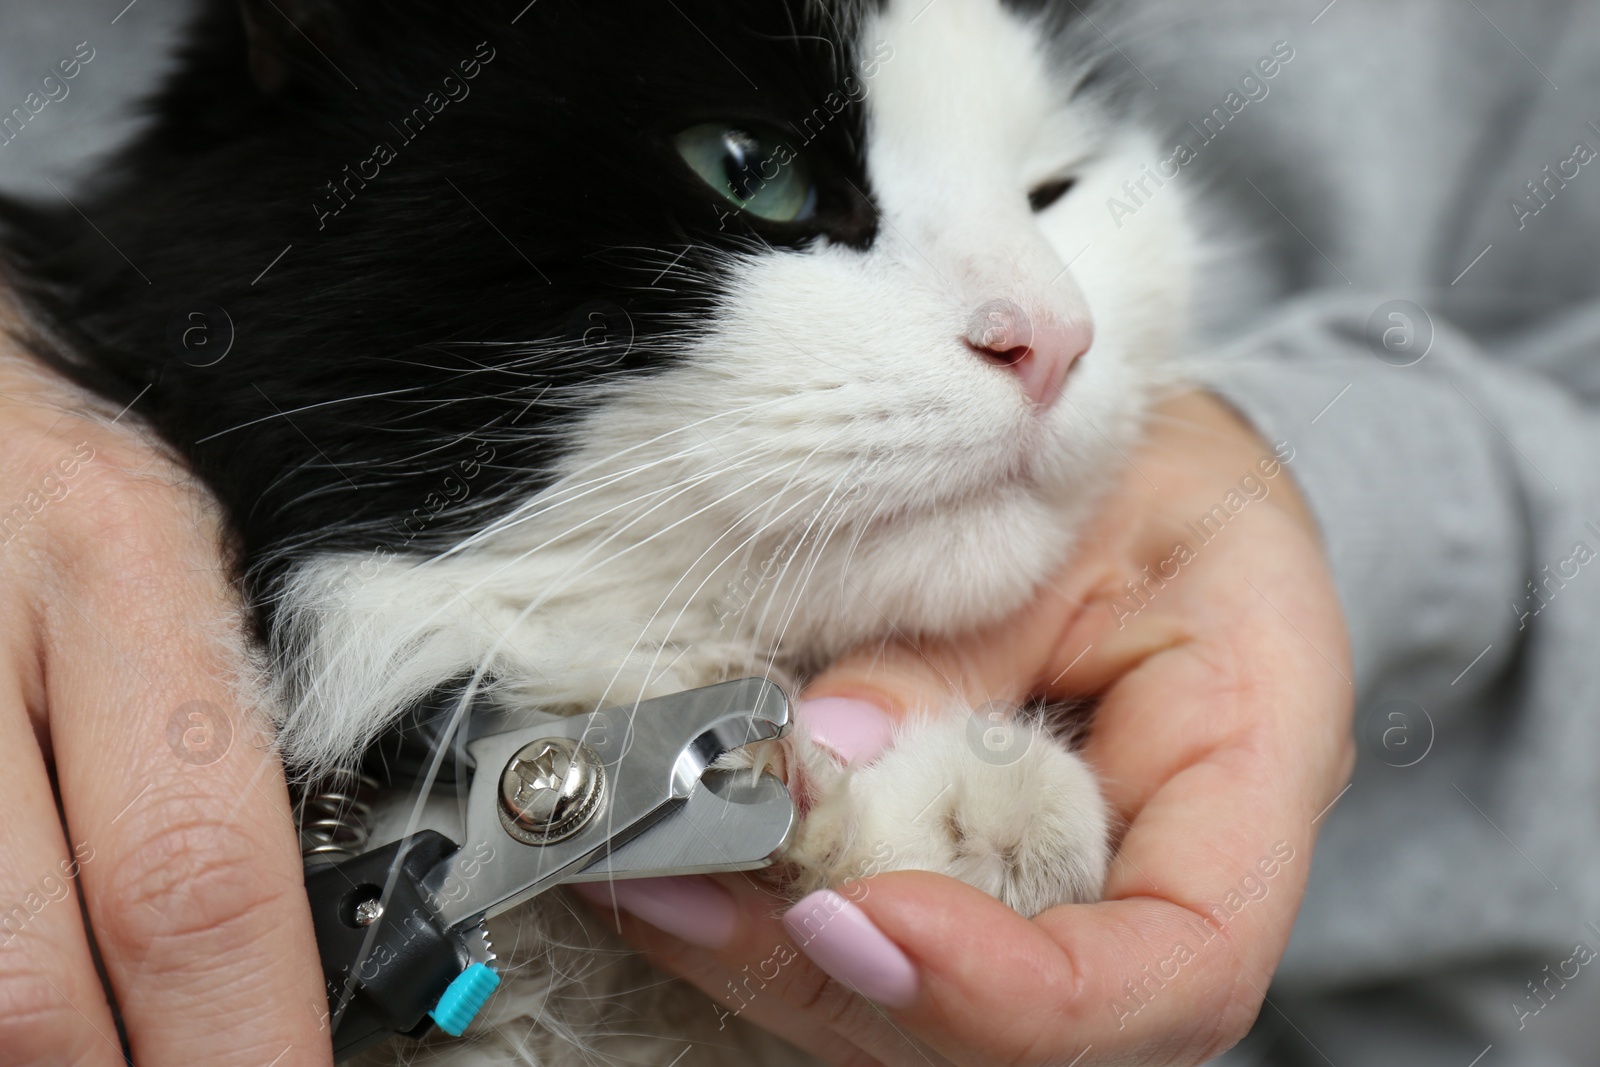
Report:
305,831,468,1060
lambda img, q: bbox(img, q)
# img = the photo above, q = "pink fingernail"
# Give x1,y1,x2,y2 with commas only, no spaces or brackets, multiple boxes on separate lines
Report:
570,876,738,949
797,697,895,765
782,890,918,1008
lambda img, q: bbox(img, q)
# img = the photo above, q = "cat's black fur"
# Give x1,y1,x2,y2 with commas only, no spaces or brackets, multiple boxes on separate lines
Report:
0,0,886,629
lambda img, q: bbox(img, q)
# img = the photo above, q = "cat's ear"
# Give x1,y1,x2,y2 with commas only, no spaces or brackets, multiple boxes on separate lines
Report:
238,0,342,94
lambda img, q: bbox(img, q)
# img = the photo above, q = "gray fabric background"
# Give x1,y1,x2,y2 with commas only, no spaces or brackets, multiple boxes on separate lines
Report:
0,0,190,197
3,1,1599,1064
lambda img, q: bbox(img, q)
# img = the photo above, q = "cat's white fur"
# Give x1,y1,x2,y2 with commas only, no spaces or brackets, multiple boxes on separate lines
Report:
296,0,1192,1061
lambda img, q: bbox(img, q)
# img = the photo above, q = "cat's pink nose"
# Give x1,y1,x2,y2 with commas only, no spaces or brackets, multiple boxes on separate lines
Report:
966,299,1093,410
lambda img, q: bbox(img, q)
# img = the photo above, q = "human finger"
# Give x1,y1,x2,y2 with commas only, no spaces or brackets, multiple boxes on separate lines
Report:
574,873,946,1067
41,469,332,1066
0,654,124,1066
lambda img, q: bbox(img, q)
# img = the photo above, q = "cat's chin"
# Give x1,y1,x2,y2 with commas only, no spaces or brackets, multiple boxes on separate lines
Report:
765,482,1090,666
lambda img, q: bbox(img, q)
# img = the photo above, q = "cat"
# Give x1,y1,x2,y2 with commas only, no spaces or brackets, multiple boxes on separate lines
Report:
0,0,1193,1062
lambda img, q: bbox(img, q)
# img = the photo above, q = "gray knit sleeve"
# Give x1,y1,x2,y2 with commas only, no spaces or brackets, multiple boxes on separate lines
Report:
1195,291,1600,981
1199,292,1600,701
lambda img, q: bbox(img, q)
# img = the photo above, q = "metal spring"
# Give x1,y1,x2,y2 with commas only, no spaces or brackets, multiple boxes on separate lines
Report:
295,769,383,863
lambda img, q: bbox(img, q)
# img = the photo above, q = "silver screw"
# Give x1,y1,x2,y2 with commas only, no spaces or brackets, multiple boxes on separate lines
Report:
498,737,604,845
353,898,384,927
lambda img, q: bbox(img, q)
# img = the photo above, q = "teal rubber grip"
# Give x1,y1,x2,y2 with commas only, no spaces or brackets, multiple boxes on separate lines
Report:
428,962,500,1037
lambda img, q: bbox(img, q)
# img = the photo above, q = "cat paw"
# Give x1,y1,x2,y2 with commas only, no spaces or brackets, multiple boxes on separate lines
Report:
783,707,1110,916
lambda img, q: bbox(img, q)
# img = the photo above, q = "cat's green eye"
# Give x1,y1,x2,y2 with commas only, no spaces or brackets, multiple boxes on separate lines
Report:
675,124,817,223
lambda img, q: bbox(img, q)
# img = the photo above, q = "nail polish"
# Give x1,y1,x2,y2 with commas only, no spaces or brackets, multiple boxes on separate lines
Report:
571,875,738,949
782,889,918,1008
797,696,895,765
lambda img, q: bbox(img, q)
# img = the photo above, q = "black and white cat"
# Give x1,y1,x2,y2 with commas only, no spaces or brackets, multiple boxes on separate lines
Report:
1,0,1192,1061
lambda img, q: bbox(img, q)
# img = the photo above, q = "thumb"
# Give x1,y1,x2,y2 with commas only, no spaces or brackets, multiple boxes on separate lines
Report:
796,587,1080,765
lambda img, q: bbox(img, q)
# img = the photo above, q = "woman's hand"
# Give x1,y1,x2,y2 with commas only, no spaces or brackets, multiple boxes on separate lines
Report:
0,340,331,1064
576,391,1355,1066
